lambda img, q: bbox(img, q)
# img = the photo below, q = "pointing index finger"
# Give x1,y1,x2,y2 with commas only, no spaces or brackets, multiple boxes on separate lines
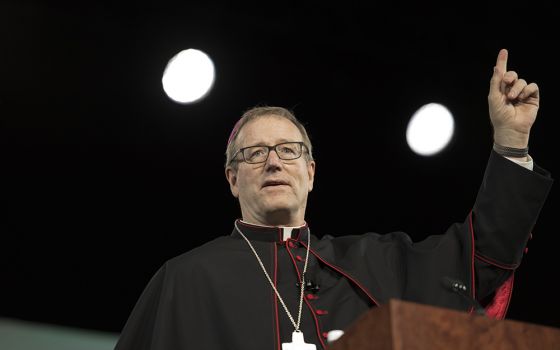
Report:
495,48,508,74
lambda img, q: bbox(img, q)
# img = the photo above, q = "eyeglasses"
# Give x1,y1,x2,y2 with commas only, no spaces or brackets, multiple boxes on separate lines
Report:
231,141,307,164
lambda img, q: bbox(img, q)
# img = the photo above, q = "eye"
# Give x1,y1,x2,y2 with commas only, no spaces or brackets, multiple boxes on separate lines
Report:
246,147,267,161
278,145,296,154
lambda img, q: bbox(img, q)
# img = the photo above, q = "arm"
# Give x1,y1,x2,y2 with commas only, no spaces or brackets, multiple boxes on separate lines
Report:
477,48,548,272
473,49,552,317
488,48,539,160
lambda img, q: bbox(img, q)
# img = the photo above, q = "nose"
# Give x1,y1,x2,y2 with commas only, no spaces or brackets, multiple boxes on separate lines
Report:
264,148,283,170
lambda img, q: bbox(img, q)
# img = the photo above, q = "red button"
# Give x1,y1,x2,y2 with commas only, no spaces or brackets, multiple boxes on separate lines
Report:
524,247,529,254
322,332,329,339
296,255,303,261
288,241,296,248
316,310,328,315
306,294,318,300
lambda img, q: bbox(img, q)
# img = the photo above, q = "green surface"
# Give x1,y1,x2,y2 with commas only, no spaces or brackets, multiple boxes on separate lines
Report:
0,318,119,350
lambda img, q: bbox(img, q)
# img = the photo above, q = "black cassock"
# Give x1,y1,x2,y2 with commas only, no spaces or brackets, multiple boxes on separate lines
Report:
115,150,552,350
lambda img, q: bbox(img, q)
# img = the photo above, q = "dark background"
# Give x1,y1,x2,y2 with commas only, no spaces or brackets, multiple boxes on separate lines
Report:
1,0,558,334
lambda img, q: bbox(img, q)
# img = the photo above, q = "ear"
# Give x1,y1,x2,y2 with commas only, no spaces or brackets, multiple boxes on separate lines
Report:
225,166,239,198
307,160,316,192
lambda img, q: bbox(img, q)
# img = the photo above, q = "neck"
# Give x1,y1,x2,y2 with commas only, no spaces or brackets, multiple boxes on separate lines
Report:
243,210,305,227
242,218,306,227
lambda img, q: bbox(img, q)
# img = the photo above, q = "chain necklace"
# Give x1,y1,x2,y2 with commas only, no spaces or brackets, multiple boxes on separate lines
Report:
234,221,316,349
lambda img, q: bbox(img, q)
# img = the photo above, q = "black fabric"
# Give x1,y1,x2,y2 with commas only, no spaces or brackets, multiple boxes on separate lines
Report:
114,150,552,350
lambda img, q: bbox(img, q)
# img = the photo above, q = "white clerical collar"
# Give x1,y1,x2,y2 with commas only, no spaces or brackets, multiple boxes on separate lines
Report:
239,220,307,241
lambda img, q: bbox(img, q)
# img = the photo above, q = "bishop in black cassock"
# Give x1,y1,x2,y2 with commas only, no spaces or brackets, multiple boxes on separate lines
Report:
114,49,553,350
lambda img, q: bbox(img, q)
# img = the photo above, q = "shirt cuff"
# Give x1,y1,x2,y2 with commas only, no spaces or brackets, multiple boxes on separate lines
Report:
505,154,534,171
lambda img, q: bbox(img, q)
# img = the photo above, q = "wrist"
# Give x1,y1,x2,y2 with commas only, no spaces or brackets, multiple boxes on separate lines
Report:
493,129,529,149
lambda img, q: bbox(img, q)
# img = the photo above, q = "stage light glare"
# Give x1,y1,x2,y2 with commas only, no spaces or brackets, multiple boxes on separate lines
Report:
162,49,215,104
406,103,455,156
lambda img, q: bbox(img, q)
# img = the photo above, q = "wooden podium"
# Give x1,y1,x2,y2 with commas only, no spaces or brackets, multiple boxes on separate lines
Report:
328,299,560,350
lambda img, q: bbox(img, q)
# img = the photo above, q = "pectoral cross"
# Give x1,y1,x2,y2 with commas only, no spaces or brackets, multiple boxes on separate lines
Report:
282,331,317,350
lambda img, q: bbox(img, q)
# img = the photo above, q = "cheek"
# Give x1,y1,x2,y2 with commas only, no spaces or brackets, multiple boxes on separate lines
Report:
296,174,311,193
238,177,259,196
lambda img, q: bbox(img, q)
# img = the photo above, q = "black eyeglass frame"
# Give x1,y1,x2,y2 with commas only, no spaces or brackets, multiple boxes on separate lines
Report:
229,141,308,165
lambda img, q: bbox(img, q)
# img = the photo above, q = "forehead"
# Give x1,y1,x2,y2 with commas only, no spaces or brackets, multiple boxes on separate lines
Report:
237,115,303,146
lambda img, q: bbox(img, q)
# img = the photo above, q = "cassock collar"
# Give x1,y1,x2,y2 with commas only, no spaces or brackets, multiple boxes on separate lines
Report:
231,219,311,242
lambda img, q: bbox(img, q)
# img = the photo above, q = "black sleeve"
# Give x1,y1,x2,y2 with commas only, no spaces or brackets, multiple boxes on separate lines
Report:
472,151,552,299
390,150,552,311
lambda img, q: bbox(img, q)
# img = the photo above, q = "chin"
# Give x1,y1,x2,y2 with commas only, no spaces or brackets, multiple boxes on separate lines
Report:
262,197,296,211
263,203,293,214
261,198,297,212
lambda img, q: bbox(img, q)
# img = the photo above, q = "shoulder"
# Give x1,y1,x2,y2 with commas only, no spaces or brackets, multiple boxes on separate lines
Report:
159,236,244,277
167,236,239,264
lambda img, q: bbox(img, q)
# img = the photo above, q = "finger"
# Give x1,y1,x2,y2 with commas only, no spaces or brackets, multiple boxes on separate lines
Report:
495,49,509,93
519,82,539,100
503,70,518,85
507,78,527,99
490,49,509,94
495,48,508,74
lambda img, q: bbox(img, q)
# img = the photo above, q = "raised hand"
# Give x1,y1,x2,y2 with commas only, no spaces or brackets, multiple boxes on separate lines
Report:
488,49,540,149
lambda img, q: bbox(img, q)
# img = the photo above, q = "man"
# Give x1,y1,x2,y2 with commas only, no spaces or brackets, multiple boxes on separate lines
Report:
114,49,552,350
